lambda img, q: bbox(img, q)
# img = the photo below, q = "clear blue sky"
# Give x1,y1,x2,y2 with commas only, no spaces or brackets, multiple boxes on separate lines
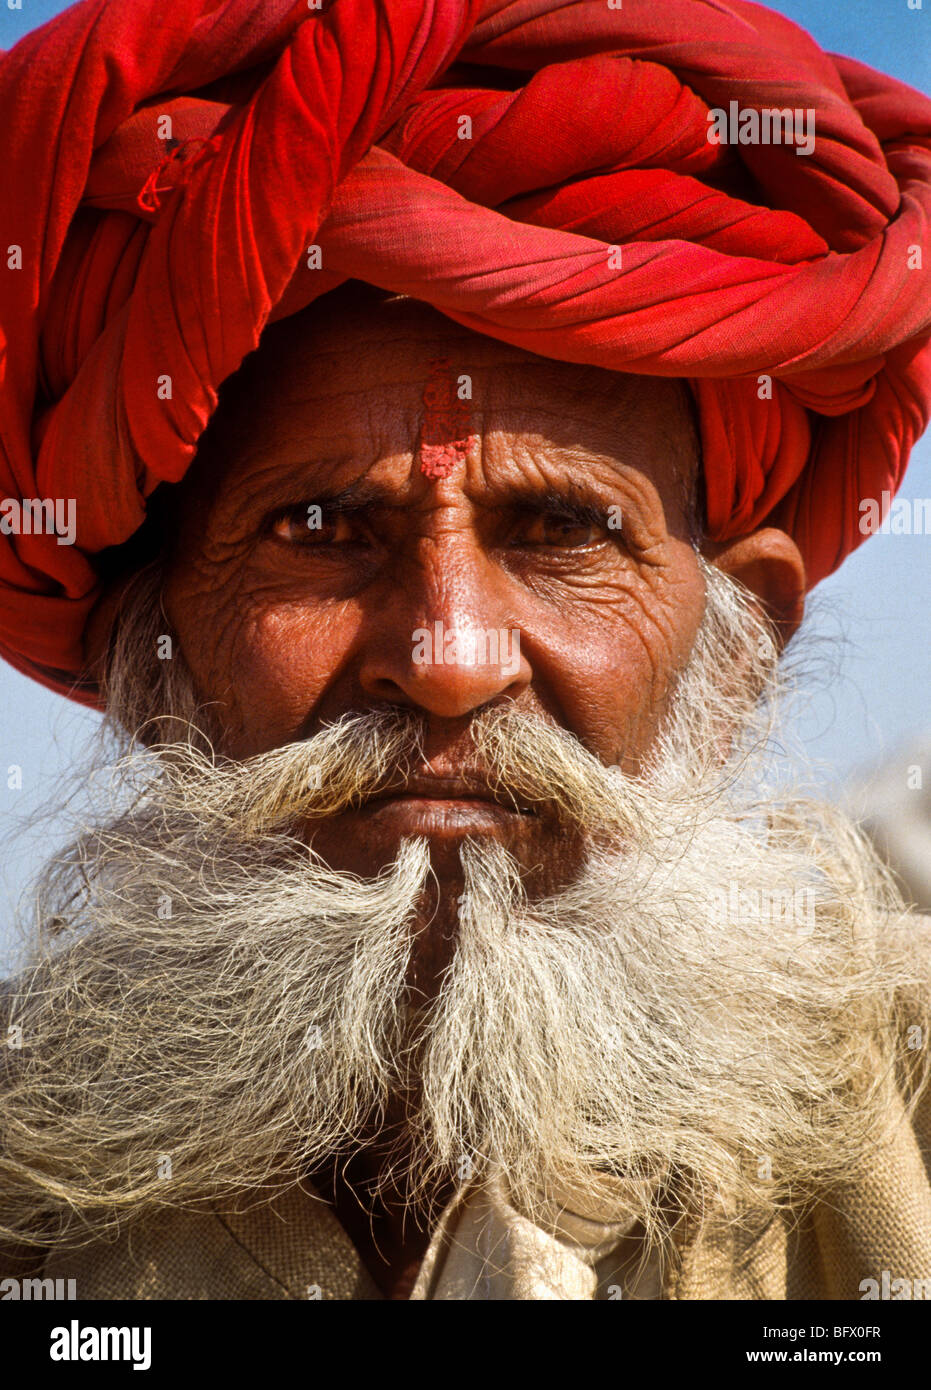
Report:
0,0,929,971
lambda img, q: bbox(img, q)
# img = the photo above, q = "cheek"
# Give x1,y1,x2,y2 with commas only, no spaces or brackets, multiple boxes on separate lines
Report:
164,560,354,757
524,560,704,767
221,602,356,755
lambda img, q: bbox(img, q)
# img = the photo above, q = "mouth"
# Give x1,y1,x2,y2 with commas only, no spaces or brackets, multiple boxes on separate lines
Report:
367,774,536,812
345,773,539,837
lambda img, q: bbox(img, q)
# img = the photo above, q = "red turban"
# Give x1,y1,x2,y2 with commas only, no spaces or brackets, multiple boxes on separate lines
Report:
1,0,930,706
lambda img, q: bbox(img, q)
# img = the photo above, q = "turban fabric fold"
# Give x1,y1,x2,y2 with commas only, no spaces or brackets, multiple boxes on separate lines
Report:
1,0,930,705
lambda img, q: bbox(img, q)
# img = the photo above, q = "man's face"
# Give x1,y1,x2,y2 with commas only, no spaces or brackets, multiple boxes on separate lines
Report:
13,301,904,1250
162,294,705,898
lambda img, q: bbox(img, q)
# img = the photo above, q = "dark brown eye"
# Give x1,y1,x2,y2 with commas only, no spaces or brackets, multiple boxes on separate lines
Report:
270,508,356,545
515,513,605,547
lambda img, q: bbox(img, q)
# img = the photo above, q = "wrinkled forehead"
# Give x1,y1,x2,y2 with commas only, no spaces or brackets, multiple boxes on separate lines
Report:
187,284,700,519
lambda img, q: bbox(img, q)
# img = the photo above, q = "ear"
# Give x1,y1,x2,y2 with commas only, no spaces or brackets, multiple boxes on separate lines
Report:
701,528,806,646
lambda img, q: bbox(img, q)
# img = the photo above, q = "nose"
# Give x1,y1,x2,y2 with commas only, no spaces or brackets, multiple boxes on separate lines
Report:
359,544,531,719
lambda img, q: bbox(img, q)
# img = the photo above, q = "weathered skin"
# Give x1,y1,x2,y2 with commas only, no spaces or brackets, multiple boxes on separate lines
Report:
87,292,807,1295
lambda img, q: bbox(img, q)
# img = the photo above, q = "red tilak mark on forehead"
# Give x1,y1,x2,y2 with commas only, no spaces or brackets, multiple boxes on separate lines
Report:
419,357,474,479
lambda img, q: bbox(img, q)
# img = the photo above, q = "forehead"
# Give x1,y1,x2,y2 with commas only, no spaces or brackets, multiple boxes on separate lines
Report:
191,293,698,517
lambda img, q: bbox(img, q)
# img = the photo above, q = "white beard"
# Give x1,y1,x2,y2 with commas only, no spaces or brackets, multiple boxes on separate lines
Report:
1,562,926,1253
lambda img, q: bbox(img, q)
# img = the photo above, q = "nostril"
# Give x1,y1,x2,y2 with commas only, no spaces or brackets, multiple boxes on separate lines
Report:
365,675,409,702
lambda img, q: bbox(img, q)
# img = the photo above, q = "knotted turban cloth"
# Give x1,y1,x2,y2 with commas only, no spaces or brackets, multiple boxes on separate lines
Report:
1,0,930,705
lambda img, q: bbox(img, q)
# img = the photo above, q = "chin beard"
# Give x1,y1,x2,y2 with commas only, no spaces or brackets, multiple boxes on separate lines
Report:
1,562,928,1255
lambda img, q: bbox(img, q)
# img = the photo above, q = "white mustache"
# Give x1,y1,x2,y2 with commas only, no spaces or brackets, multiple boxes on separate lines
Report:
144,702,678,848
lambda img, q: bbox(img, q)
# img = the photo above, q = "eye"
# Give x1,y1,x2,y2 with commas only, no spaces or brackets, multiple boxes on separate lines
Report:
269,506,359,546
513,511,608,548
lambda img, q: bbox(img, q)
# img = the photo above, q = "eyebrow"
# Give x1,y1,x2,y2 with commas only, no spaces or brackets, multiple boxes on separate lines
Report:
264,475,625,525
490,482,617,517
287,479,391,513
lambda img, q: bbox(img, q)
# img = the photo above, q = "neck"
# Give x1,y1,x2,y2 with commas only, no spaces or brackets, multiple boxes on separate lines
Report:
307,1127,457,1299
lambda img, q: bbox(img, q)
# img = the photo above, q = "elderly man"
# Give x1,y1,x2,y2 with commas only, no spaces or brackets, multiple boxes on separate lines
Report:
1,0,930,1301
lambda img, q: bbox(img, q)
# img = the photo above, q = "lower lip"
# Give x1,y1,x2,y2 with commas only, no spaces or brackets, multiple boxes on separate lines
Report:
350,795,529,837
